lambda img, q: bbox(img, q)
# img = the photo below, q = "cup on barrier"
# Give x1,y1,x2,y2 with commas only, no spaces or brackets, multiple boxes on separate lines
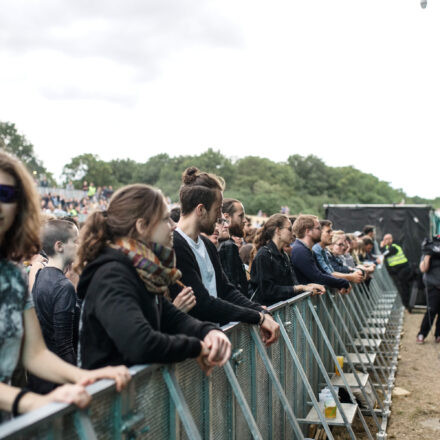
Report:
335,356,344,376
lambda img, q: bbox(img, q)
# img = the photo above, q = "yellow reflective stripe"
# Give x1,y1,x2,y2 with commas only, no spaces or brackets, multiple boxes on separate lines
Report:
387,244,408,266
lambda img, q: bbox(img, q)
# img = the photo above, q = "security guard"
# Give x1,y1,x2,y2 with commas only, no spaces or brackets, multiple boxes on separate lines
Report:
380,233,412,311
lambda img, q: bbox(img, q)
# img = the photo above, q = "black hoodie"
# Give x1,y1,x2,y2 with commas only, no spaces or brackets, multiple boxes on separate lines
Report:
77,247,219,369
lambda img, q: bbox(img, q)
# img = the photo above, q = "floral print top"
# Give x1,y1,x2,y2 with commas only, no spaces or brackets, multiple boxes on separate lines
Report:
0,259,33,383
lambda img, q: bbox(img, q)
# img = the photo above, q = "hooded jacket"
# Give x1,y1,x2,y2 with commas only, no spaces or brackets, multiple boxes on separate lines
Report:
77,247,219,369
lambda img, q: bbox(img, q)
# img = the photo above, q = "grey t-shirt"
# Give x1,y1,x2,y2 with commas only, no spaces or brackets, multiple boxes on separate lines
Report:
176,229,218,298
0,260,34,383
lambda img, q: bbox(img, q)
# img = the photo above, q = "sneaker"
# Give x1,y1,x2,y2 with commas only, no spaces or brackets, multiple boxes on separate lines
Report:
416,334,425,344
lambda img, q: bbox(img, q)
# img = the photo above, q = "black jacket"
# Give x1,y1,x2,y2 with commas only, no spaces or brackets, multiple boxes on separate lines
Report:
218,239,250,298
250,240,299,306
170,231,263,326
291,240,349,289
77,247,218,370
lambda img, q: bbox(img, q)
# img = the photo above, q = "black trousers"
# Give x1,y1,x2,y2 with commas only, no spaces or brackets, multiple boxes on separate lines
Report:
419,285,440,338
389,265,413,308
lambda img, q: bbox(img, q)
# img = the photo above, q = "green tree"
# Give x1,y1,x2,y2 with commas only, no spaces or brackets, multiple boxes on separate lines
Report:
62,154,115,188
0,121,53,182
109,158,141,186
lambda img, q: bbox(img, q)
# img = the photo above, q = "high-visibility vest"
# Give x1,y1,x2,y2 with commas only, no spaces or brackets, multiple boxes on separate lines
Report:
386,244,408,267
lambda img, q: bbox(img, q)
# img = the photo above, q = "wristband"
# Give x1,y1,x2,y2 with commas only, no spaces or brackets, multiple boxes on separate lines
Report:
258,313,266,327
12,388,29,417
261,309,273,317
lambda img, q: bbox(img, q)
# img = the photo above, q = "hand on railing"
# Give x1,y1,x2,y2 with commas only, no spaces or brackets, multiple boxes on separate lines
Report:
259,314,280,346
348,270,364,284
77,366,131,392
306,284,326,296
18,384,91,414
338,284,352,295
172,286,196,313
197,330,231,376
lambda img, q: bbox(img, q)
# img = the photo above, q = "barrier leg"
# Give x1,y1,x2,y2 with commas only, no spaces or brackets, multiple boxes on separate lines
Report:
250,326,305,439
293,305,358,440
223,361,263,440
162,367,202,440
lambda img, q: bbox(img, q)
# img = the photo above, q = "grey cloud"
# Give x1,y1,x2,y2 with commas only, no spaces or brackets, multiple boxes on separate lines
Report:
0,0,242,104
0,0,242,70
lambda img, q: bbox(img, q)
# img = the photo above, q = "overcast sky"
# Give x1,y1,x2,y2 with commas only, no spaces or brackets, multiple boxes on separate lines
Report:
0,0,438,198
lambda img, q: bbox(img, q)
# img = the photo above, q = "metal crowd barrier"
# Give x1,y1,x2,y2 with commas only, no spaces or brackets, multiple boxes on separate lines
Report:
0,266,404,440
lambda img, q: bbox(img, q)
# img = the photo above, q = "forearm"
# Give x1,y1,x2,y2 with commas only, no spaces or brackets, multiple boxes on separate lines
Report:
0,383,43,414
25,348,83,384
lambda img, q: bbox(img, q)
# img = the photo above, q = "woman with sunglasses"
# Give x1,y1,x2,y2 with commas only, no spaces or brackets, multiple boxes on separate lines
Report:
250,214,325,306
0,152,130,420
75,183,230,375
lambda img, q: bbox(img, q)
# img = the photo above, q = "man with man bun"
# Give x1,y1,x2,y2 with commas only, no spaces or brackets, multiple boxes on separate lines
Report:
170,167,279,346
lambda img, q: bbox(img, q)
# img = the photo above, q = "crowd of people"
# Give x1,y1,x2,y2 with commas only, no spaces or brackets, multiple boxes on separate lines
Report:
0,149,436,425
39,181,114,220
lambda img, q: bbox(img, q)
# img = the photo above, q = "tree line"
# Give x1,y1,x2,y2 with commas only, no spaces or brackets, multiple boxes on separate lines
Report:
1,121,438,216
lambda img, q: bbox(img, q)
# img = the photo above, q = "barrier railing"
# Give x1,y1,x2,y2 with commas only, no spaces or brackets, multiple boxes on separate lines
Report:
0,266,404,440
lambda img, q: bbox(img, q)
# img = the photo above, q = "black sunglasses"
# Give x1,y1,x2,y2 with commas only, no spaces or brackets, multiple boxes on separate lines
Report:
0,184,19,203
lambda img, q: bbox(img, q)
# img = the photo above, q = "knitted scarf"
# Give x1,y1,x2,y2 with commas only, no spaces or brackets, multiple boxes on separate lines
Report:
111,238,181,295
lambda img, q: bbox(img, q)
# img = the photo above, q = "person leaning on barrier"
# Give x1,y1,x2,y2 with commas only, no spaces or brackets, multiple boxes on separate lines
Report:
0,152,130,420
75,183,230,375
249,214,325,306
416,236,440,344
170,167,280,346
312,221,364,285
218,198,251,298
290,215,351,293
326,231,365,283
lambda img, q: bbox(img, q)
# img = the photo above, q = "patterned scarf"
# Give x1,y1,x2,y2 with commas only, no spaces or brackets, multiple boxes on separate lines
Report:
111,238,181,295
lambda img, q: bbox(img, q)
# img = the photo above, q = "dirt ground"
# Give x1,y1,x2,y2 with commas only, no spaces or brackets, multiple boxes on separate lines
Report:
319,309,440,440
387,309,440,439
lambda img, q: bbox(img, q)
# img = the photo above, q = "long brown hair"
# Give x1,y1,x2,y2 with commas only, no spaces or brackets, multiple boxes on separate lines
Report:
250,214,289,266
75,184,165,272
0,151,41,261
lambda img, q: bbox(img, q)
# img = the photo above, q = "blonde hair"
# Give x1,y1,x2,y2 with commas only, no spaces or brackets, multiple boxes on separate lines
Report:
331,230,346,245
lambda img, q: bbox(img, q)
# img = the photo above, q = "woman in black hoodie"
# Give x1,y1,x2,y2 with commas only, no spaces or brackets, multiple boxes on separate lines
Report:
75,184,230,375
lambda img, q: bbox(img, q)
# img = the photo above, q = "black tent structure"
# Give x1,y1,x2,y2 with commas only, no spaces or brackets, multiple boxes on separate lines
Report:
324,204,433,268
325,204,434,306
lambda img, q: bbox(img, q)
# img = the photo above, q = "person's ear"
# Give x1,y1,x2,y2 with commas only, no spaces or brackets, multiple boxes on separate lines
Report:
195,204,205,217
54,240,64,253
223,212,231,221
135,218,146,237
